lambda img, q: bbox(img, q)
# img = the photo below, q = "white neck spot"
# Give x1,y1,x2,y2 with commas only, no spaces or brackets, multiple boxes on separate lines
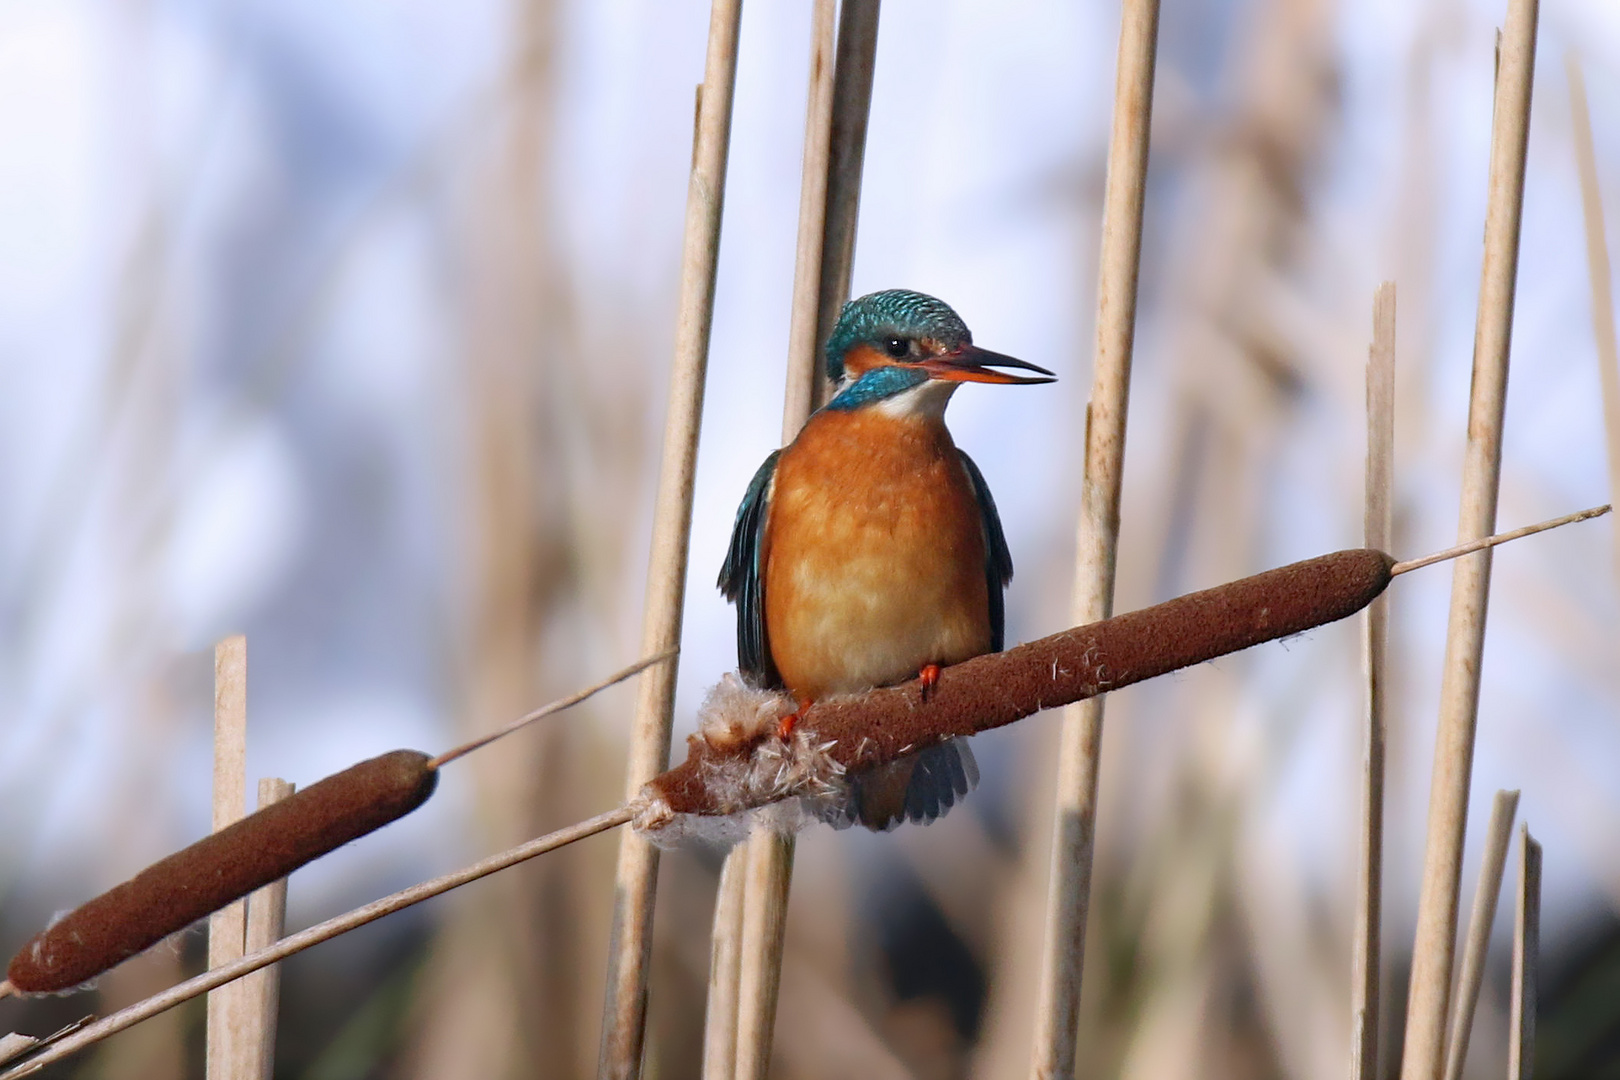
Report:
873,378,959,420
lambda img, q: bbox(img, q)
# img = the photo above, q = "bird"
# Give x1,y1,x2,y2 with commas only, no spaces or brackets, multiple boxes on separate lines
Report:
718,289,1055,830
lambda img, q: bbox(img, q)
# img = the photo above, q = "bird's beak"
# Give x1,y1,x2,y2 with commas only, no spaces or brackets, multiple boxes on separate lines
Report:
919,345,1056,385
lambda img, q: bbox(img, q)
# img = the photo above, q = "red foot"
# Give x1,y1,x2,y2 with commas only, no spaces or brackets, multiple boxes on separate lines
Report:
777,699,812,741
918,663,942,700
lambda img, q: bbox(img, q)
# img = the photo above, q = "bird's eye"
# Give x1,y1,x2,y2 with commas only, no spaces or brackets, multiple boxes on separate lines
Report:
884,337,910,358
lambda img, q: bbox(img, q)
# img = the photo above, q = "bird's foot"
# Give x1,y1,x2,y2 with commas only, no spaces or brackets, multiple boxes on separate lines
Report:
918,663,942,700
777,699,812,741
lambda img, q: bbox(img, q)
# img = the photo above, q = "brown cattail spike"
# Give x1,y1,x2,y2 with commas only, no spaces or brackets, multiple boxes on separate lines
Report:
7,751,437,995
648,548,1395,817
649,502,1609,822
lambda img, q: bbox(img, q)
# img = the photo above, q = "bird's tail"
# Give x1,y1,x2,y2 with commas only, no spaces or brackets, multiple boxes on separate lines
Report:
833,738,980,832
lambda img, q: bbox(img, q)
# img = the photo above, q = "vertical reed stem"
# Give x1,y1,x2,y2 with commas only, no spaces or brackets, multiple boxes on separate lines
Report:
1441,789,1519,1080
1353,282,1396,1080
1030,1,1160,1075
1400,3,1538,1077
732,830,795,1080
240,777,294,1080
597,3,743,1076
1567,54,1620,585
814,0,881,410
1507,825,1540,1080
719,3,879,1077
701,847,748,1080
780,0,839,435
208,635,250,1080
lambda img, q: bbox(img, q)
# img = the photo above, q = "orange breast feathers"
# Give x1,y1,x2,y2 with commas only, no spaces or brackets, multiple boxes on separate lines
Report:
762,408,993,701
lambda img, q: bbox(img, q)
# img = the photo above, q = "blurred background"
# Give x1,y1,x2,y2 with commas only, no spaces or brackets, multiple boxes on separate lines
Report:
2,0,1619,1076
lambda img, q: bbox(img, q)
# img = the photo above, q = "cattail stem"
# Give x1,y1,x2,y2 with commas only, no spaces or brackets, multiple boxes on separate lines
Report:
1507,825,1541,1080
733,829,795,1080
1401,3,1539,1075
427,650,675,769
780,0,839,437
814,0,881,406
700,847,747,1080
1,807,635,1080
240,778,294,1080
1388,505,1608,576
720,2,879,1077
1441,789,1519,1080
207,636,250,1080
1353,282,1396,1080
1031,0,1160,1073
597,1,742,1075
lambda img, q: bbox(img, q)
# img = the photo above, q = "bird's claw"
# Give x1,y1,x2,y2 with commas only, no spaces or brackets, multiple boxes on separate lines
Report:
918,663,942,701
777,699,812,741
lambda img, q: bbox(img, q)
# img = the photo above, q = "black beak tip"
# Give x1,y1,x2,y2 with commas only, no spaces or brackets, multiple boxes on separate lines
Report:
972,346,1057,381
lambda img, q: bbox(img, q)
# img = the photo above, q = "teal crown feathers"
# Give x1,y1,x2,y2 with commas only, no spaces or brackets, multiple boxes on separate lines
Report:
823,289,972,382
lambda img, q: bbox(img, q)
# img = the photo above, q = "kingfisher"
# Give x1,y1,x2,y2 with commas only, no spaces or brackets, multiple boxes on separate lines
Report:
718,289,1055,830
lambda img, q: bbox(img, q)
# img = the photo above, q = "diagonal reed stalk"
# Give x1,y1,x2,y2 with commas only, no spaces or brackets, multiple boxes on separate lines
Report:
596,2,744,1077
1567,54,1620,588
1441,789,1519,1080
1353,282,1396,1080
1400,2,1539,1077
207,636,251,1080
1507,824,1540,1080
1030,0,1160,1075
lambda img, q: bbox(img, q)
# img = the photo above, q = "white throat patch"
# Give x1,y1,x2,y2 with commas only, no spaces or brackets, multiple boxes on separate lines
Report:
873,378,960,420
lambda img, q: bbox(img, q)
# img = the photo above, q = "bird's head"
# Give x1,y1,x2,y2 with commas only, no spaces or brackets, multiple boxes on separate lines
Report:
823,289,1054,415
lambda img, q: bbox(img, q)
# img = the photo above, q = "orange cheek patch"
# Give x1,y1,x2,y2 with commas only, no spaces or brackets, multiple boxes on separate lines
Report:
840,343,890,379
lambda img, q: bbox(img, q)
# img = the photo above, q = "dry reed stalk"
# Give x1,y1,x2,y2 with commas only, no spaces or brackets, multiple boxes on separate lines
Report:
733,831,795,1080
1387,507,1608,576
207,636,251,1080
0,1037,35,1066
1441,789,1519,1080
723,4,836,1073
1507,824,1540,1080
1568,54,1620,585
239,778,293,1080
724,3,878,1075
814,0,881,406
428,651,676,769
1353,282,1396,1080
598,2,743,1076
701,849,747,1080
1030,0,1161,1074
1400,3,1539,1075
780,0,839,433
0,807,636,1080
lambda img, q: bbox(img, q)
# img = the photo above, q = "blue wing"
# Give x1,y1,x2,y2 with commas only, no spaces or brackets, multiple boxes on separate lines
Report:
958,449,1014,651
718,450,782,689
